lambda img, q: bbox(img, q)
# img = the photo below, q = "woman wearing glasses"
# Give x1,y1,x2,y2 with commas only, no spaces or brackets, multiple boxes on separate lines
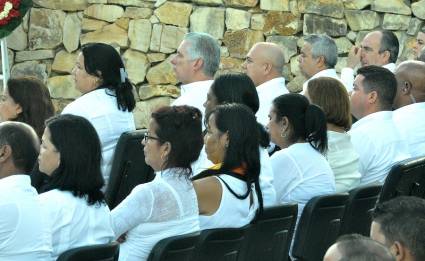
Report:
111,105,203,261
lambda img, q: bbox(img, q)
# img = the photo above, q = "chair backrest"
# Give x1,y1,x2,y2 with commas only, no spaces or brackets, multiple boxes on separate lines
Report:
340,185,382,236
379,156,425,203
241,204,298,261
147,232,200,261
105,130,155,209
56,242,119,261
195,226,248,261
291,194,349,261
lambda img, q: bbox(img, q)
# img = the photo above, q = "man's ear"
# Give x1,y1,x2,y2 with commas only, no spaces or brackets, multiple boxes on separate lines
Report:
391,241,407,261
192,58,204,72
367,90,378,105
381,50,391,64
401,80,412,95
0,144,12,163
316,55,326,68
263,62,273,75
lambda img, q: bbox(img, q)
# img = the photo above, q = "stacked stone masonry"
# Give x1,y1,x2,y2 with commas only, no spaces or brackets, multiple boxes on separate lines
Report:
1,0,424,128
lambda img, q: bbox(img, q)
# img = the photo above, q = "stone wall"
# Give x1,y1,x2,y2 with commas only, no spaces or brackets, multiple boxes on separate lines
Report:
2,0,425,128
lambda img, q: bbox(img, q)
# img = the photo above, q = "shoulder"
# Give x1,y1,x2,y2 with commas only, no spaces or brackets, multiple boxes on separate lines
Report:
193,176,221,197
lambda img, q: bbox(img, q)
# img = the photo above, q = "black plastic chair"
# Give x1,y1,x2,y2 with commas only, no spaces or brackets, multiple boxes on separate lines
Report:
339,185,382,236
105,129,155,209
378,156,425,203
56,242,119,261
147,232,200,261
241,204,298,261
195,226,249,261
291,194,349,261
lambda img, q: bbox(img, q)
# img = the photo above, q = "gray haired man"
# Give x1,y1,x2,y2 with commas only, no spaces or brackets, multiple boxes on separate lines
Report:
299,34,340,93
170,32,220,114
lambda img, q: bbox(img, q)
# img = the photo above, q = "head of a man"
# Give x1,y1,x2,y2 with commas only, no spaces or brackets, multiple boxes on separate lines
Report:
0,121,39,179
170,32,220,84
299,34,338,79
413,27,425,59
371,196,425,261
393,61,425,109
360,30,399,67
324,234,395,261
242,42,284,87
350,65,397,119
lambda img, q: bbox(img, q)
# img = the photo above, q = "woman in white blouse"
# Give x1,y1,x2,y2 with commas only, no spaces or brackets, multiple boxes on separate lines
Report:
192,103,263,229
306,77,361,192
267,94,335,219
63,43,136,186
111,105,204,261
37,114,114,260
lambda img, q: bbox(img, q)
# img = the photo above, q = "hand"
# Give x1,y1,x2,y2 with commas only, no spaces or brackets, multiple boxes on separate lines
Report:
347,46,361,69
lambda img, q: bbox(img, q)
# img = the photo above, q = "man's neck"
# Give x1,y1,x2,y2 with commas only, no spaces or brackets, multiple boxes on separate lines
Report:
184,74,213,85
257,75,282,87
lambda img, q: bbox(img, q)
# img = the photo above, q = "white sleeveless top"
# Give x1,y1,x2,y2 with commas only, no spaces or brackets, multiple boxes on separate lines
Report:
199,175,258,229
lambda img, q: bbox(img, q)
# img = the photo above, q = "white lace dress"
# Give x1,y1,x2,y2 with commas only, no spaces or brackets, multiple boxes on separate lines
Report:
111,168,200,261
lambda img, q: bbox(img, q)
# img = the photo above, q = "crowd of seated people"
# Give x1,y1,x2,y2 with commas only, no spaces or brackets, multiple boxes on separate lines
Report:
1,25,425,260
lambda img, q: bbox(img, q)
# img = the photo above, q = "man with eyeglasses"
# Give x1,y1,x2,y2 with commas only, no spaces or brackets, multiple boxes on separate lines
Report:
242,42,288,127
341,30,399,92
392,60,425,157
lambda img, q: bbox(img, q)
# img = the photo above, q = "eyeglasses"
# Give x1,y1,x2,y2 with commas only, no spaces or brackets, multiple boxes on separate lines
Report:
142,133,162,143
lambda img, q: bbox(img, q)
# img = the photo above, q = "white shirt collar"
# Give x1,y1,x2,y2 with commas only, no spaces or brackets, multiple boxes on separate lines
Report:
180,80,214,95
383,63,396,72
352,111,393,130
256,77,286,92
0,174,31,189
311,68,338,80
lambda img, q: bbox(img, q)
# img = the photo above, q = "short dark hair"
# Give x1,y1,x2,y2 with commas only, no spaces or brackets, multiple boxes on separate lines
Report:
379,30,399,64
307,77,352,131
7,77,54,139
210,73,270,148
272,93,328,153
357,65,397,110
151,105,203,176
0,122,39,173
336,234,395,261
81,43,136,112
45,114,105,205
205,103,263,213
372,196,425,261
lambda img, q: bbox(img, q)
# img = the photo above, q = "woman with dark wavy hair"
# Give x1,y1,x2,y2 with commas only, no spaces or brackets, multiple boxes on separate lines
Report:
63,42,136,186
111,105,203,261
37,114,114,259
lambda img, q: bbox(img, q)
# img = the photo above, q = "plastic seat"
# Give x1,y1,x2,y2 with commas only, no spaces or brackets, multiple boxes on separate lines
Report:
241,204,298,261
379,156,425,203
105,129,155,209
147,232,200,261
56,242,119,261
339,185,382,236
291,194,349,261
195,226,249,261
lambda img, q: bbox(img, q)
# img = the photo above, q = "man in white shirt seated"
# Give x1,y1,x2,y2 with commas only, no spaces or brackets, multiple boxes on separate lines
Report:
349,65,410,186
299,34,340,93
171,32,220,116
242,42,289,127
0,122,52,260
341,30,399,92
393,61,425,157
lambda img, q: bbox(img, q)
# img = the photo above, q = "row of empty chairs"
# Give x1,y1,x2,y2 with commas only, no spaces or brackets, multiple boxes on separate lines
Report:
62,130,424,261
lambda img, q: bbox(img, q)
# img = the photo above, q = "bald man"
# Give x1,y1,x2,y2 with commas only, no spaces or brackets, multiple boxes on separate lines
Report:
242,42,289,126
341,30,399,92
393,61,425,157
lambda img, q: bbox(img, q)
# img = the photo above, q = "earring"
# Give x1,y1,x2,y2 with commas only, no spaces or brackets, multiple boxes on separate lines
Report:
280,129,287,138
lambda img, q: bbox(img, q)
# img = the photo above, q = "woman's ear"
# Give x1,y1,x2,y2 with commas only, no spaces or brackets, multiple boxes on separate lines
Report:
15,103,23,115
161,141,172,160
281,116,290,131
